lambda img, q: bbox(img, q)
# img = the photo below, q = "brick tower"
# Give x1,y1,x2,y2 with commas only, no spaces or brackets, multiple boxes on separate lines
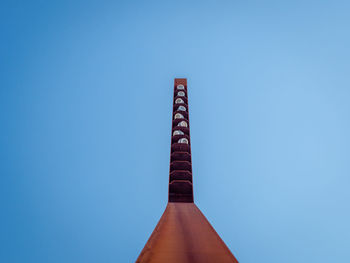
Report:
136,79,239,263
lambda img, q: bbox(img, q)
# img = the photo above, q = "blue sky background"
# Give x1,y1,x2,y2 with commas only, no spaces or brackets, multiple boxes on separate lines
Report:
1,0,350,262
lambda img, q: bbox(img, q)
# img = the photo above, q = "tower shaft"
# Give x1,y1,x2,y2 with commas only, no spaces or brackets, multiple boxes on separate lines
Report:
169,78,193,202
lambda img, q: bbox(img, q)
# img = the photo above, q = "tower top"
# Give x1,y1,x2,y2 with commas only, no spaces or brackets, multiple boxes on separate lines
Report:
174,78,187,86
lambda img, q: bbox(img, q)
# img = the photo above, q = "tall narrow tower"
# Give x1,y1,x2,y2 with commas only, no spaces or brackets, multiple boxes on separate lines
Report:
136,79,238,263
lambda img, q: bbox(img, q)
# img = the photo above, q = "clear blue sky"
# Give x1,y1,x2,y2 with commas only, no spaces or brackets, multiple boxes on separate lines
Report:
1,0,350,262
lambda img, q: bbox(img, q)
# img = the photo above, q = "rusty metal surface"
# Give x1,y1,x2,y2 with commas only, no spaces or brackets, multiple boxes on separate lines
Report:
136,203,239,263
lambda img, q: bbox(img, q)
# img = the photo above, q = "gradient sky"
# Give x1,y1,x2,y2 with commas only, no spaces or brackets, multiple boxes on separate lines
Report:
1,0,350,262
